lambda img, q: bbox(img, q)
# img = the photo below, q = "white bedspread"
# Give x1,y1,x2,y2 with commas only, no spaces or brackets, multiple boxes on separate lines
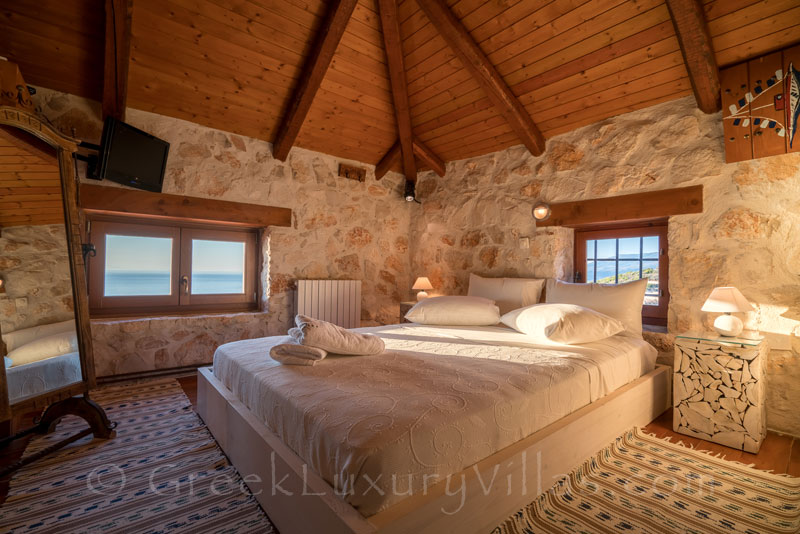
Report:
6,351,82,404
213,324,656,516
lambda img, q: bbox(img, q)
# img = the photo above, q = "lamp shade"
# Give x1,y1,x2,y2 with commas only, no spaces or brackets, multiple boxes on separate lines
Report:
701,287,754,313
412,276,433,291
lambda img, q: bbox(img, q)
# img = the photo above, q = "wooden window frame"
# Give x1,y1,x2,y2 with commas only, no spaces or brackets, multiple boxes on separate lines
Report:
88,215,258,317
574,223,669,326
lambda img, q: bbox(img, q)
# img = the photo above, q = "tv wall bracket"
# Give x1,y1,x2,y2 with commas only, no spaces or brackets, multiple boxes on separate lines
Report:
73,140,102,180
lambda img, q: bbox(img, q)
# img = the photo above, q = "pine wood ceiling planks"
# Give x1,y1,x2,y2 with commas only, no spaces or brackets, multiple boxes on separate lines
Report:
2,0,799,168
0,127,62,228
0,0,104,100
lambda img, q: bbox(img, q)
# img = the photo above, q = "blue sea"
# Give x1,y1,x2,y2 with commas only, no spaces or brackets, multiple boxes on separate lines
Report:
105,271,244,296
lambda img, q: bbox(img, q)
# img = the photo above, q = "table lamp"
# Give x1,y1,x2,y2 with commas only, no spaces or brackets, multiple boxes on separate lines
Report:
412,277,433,301
701,286,754,337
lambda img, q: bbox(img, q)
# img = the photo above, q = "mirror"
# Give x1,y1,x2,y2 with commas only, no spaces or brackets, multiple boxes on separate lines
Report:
0,107,110,444
0,125,84,407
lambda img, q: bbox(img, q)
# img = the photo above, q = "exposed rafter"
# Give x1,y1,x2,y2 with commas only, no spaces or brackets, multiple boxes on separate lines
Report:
415,0,546,156
102,0,132,120
272,0,359,161
375,141,401,180
412,139,446,177
375,138,446,180
378,0,417,181
665,0,721,114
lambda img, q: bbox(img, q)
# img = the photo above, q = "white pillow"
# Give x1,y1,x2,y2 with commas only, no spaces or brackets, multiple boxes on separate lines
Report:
405,296,501,326
545,278,648,336
2,319,76,353
501,303,625,344
6,330,79,367
467,274,545,315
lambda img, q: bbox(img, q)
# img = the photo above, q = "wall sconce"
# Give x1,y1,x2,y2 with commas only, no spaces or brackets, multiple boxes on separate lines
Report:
532,202,551,221
0,274,5,294
404,179,418,203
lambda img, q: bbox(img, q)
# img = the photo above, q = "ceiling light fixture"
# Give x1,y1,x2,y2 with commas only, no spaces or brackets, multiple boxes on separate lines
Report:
532,201,551,221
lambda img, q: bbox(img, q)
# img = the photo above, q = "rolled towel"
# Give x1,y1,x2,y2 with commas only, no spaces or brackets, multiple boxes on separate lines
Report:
270,341,327,366
290,314,385,356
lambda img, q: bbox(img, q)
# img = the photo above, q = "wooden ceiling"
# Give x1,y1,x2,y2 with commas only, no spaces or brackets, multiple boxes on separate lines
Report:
0,0,798,177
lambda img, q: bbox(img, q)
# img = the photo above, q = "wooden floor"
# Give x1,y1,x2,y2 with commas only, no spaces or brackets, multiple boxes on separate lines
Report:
1,374,798,508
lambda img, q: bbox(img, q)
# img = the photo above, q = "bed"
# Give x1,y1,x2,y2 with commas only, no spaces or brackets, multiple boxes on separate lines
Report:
6,351,82,404
199,322,671,533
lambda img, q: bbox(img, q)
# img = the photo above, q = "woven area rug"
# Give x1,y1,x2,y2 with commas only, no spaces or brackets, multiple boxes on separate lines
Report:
0,379,274,533
493,427,800,534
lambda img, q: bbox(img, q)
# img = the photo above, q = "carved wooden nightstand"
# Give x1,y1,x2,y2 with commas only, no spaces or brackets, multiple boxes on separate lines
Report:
399,301,415,323
673,332,767,453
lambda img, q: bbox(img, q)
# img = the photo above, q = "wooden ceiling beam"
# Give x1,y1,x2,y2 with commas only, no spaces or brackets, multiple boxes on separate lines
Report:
375,137,446,179
378,0,416,182
415,0,545,157
665,0,721,113
413,138,445,177
375,141,400,180
272,0,359,161
103,0,133,120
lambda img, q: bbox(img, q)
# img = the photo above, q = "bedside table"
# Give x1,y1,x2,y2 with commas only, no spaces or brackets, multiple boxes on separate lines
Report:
400,301,417,323
673,332,768,453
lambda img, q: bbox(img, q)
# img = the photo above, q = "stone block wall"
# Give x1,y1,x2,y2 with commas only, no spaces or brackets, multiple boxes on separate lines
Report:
0,225,74,336
410,96,800,436
32,88,412,376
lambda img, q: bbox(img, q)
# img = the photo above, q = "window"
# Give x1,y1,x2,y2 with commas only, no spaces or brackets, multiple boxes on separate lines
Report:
574,224,668,325
88,217,258,316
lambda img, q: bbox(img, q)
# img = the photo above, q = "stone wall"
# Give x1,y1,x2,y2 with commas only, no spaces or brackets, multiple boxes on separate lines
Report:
33,88,412,376
0,225,74,336
410,96,800,436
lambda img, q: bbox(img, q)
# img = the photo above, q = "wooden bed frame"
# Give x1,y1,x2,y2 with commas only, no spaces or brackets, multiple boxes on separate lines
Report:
197,364,671,533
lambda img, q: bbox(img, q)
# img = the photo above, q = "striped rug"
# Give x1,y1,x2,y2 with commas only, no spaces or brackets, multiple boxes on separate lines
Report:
0,379,274,533
493,427,800,534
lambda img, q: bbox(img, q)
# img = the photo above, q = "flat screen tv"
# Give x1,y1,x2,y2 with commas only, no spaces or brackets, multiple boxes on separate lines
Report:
98,117,170,193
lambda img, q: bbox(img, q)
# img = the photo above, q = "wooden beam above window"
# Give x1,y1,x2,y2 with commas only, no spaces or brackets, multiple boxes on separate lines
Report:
416,0,545,156
272,0,359,161
536,185,703,228
103,0,133,120
80,184,292,228
665,0,721,114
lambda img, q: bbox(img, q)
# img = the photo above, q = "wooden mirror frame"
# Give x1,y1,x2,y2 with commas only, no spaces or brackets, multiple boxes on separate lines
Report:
0,106,96,421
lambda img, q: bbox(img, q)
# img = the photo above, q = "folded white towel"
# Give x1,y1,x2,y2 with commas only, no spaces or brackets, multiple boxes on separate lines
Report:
290,315,385,356
269,341,328,366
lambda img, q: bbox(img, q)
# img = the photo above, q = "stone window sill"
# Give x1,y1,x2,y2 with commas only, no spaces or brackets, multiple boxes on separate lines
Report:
91,309,268,325
643,324,668,334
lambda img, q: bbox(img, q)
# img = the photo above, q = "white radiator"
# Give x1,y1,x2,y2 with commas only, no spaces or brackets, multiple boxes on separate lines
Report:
295,279,361,328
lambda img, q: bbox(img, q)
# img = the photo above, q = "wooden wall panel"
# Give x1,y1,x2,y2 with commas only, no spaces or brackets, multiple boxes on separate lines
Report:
720,62,753,163
748,51,787,159
786,44,800,154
